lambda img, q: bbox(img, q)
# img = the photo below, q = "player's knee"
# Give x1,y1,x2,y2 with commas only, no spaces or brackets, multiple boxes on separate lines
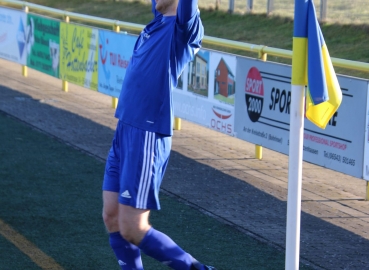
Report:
119,226,136,244
102,210,118,230
119,225,148,246
118,205,151,245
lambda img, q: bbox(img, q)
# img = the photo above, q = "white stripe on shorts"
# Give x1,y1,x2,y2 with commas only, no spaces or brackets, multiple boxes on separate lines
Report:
136,131,155,209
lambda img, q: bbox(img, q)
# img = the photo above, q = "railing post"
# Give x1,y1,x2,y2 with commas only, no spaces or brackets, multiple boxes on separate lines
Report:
259,50,267,62
62,15,70,92
320,0,328,22
255,144,262,160
366,181,369,201
246,0,253,13
267,0,274,15
228,0,235,14
215,0,220,10
254,47,267,160
255,47,267,159
111,24,120,109
22,5,28,77
174,117,181,131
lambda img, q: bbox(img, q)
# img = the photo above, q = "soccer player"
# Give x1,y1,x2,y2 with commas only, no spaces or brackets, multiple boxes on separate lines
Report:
102,0,216,269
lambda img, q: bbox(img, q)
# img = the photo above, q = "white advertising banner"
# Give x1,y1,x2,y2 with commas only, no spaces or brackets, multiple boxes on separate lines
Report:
234,56,368,179
173,91,235,135
173,49,236,136
97,30,136,97
364,86,369,180
0,7,27,65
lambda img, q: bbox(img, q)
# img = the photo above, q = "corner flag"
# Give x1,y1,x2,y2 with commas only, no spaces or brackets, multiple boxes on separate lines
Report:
286,1,342,268
293,0,342,129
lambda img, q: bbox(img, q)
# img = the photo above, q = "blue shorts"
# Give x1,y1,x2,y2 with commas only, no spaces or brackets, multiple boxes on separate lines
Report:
102,121,171,210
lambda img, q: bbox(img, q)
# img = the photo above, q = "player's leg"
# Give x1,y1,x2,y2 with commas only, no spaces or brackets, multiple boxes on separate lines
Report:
118,204,150,245
102,191,119,232
118,126,215,269
118,204,197,269
102,131,143,270
118,204,216,270
102,190,143,269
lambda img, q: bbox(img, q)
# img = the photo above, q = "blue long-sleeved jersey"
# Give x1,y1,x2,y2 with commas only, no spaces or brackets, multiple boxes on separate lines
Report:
115,0,204,136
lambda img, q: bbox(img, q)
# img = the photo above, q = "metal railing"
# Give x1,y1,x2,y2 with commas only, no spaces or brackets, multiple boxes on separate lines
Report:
1,0,369,73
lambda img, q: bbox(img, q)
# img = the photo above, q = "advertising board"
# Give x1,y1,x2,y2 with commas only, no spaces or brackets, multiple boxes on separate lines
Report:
234,57,368,178
60,22,98,90
97,30,136,97
0,7,27,65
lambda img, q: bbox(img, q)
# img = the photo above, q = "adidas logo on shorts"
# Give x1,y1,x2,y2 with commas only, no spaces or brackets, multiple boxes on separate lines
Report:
121,190,131,198
118,260,126,265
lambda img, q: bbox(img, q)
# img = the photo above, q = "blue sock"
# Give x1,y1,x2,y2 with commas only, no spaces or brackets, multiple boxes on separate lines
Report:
138,227,195,269
109,232,143,270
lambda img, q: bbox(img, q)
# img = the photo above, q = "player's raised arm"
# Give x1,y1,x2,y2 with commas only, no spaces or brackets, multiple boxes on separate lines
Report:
177,0,199,24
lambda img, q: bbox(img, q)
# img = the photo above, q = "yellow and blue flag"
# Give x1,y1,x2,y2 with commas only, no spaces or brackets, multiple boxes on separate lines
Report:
292,0,342,129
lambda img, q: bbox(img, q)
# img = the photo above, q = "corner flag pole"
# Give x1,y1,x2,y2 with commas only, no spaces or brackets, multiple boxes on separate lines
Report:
285,1,307,269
